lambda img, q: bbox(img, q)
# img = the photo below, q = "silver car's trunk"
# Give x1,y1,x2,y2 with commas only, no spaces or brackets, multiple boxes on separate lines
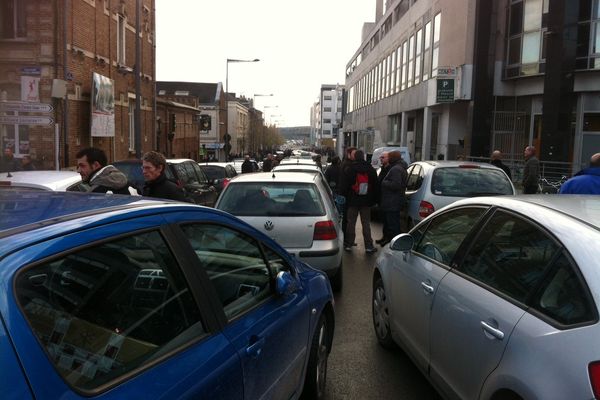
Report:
241,216,316,248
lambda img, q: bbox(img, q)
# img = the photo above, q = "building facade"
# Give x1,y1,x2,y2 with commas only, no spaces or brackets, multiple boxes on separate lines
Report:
343,0,600,176
0,0,156,168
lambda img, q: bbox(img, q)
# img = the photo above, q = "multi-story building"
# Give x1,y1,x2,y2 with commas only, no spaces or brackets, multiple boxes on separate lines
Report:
227,94,250,157
310,99,321,146
344,0,599,176
0,0,156,168
310,84,344,151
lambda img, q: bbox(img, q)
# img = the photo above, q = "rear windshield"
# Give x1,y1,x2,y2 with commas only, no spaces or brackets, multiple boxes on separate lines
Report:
218,182,325,216
431,167,513,197
200,166,226,180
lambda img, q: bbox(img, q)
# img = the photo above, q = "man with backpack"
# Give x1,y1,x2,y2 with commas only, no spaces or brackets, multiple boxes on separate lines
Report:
339,149,379,254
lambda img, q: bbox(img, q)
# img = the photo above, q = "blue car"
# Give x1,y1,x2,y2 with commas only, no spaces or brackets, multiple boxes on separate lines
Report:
0,191,334,399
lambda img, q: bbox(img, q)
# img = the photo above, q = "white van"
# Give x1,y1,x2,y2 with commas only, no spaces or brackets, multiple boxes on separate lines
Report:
370,146,411,169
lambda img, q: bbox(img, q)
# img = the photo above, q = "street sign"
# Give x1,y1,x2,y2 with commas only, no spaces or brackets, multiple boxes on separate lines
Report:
20,66,41,76
437,66,457,76
0,101,53,113
436,78,455,103
0,115,54,125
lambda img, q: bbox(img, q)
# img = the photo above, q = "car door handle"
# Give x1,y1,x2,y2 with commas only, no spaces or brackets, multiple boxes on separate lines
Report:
421,282,434,294
480,321,505,340
246,336,265,358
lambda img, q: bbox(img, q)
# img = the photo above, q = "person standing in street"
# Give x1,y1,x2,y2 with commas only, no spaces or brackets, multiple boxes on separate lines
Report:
241,155,254,173
324,156,342,193
262,153,274,172
339,149,378,254
75,147,132,194
559,153,600,194
378,151,408,247
339,147,356,237
0,146,20,173
490,150,512,180
522,145,540,194
142,151,188,201
21,155,35,171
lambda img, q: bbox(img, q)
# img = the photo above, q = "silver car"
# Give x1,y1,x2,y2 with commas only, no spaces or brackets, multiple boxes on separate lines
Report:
216,172,343,291
0,170,86,191
373,195,600,399
404,160,515,228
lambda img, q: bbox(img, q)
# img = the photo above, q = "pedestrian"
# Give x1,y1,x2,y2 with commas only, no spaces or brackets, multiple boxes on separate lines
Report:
490,150,512,180
522,145,540,194
377,151,408,247
262,153,274,172
375,151,391,243
241,155,254,173
339,147,356,237
75,147,133,194
0,146,20,172
20,155,35,171
559,153,600,194
324,156,342,193
339,149,378,254
142,151,188,201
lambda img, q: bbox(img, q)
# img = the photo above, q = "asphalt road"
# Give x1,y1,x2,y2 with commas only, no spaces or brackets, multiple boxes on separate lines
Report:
324,221,441,400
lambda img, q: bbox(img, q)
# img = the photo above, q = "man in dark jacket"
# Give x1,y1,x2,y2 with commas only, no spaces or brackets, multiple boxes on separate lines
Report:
324,156,342,193
339,146,356,235
241,155,254,173
522,145,540,194
0,146,20,172
490,150,512,180
560,153,600,194
142,151,188,201
339,149,378,254
75,147,132,194
378,150,408,246
262,153,274,172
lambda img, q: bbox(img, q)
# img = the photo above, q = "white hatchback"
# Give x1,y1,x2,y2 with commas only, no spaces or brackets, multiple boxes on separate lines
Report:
0,170,86,191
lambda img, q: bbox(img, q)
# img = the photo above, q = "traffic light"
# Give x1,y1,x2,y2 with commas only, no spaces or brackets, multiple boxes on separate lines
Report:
200,115,211,131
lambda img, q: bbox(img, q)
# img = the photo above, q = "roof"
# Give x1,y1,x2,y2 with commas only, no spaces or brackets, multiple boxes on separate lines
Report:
156,81,221,104
0,170,81,191
229,171,318,184
416,160,501,169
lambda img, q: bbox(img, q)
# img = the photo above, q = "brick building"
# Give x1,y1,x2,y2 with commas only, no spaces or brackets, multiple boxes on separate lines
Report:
0,0,155,169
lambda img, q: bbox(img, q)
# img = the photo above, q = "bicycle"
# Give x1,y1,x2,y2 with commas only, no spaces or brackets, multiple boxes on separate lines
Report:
538,175,568,194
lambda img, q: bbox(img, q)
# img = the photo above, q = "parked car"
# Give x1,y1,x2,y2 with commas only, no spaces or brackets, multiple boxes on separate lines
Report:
404,160,515,228
215,172,344,291
113,159,218,206
372,195,600,400
272,163,324,177
198,162,237,194
0,170,87,191
0,190,334,399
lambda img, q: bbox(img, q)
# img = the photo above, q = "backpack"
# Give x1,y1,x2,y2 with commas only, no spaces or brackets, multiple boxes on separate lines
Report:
352,172,369,195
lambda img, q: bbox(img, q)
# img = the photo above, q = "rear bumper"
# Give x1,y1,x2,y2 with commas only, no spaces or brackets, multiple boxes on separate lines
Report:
289,244,342,274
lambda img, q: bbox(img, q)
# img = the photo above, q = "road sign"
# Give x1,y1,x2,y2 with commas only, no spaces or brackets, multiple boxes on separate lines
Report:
0,101,53,113
437,66,457,76
436,78,455,103
0,115,54,125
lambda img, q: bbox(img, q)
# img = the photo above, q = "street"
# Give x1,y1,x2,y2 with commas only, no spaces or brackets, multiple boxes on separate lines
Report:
325,221,441,400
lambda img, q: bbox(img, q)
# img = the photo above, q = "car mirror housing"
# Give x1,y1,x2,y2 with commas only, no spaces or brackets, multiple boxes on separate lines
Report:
276,270,297,296
390,233,414,252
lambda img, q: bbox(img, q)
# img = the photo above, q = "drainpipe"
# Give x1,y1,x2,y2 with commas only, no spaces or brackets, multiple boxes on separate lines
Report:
63,0,69,167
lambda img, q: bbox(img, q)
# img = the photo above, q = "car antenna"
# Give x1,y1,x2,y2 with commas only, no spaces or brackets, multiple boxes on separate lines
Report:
272,172,276,179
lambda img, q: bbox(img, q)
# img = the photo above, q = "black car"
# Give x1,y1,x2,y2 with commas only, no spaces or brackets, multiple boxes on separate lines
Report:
113,158,218,207
198,162,237,194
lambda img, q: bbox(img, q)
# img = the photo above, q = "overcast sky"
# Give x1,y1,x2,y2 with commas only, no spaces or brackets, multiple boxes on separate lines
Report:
156,0,374,127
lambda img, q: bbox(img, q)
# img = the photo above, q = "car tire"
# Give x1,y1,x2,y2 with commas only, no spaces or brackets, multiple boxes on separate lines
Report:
330,263,343,292
301,314,330,400
372,277,395,348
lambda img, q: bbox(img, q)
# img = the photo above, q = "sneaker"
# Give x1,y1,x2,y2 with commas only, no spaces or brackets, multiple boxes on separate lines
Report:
379,239,390,247
375,237,386,244
344,246,352,251
365,246,378,254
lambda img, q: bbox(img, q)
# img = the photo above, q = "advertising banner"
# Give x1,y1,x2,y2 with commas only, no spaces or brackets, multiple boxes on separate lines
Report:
91,72,115,137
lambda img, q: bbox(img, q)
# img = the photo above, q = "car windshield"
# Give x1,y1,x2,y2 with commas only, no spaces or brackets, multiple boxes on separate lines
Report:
431,167,513,197
200,166,226,180
218,182,325,216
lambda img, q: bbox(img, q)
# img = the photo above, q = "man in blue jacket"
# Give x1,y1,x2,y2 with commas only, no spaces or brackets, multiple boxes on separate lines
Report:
560,153,600,194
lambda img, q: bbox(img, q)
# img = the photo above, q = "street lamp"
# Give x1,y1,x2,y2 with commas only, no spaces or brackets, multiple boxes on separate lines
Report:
226,58,260,97
252,93,273,108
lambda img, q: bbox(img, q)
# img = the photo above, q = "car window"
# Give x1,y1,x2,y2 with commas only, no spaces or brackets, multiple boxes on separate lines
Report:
14,231,205,392
171,163,192,185
181,224,272,320
183,163,201,185
218,182,325,217
226,165,237,177
201,166,226,181
531,251,595,326
406,164,423,191
190,163,209,184
414,207,485,265
431,167,513,197
460,211,560,303
263,246,291,276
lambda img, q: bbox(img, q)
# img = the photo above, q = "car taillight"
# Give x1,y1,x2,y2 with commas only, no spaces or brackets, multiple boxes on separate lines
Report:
589,362,600,398
419,201,434,218
222,178,230,189
314,220,337,240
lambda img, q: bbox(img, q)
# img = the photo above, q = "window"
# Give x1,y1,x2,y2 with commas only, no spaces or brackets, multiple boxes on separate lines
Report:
430,167,514,197
414,208,485,265
460,211,560,303
117,14,126,64
128,102,135,152
407,35,415,87
0,0,26,39
576,0,600,70
323,95,332,100
401,41,408,90
506,0,545,77
432,13,441,77
324,118,331,123
324,107,332,112
423,21,432,81
181,224,272,319
405,164,423,191
15,231,204,391
414,28,423,84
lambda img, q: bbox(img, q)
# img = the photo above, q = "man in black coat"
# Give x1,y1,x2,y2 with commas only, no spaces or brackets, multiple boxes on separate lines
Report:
378,150,408,246
241,155,254,173
0,146,20,173
490,150,512,180
339,149,378,254
142,151,188,202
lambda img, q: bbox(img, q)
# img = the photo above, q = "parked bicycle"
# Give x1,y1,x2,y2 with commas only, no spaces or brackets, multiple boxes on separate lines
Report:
538,175,568,194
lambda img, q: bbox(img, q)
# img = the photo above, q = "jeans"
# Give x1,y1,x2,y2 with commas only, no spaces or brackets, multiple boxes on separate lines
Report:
346,206,373,247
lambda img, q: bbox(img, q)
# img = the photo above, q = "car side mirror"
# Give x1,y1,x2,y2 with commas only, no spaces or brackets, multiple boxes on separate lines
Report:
390,233,414,252
276,270,297,295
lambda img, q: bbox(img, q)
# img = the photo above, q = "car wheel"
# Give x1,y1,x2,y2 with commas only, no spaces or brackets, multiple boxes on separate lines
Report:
330,262,343,292
301,314,330,400
372,277,395,348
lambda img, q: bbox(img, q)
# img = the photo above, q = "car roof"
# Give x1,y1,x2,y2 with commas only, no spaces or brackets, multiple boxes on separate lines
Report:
414,160,500,169
0,170,81,190
198,163,230,168
447,195,600,230
229,171,318,184
166,158,196,164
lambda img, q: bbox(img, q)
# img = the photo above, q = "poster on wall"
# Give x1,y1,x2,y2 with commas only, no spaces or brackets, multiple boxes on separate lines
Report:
91,72,115,137
21,76,40,102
